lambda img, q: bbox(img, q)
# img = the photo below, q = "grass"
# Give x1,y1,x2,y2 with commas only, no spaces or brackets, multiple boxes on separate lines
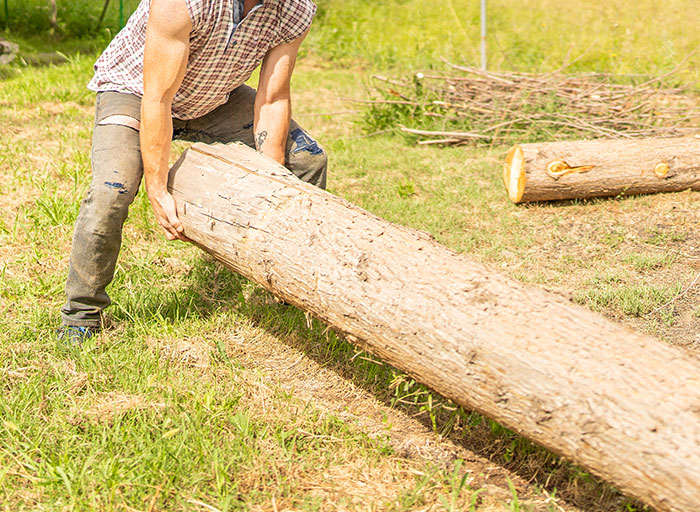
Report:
622,252,678,271
0,326,407,510
2,0,700,510
306,0,700,80
1,0,141,39
575,281,682,318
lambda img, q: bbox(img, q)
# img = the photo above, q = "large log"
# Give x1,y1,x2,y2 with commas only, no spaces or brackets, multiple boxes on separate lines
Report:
168,142,700,512
503,137,700,203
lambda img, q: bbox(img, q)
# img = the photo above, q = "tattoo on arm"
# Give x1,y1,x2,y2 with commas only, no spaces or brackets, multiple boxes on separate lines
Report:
254,130,268,151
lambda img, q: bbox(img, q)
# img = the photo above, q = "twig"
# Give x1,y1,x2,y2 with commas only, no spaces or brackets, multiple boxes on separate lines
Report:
359,60,700,146
95,0,111,32
647,270,700,315
544,39,598,77
186,499,223,512
399,125,490,140
417,138,464,145
634,42,700,90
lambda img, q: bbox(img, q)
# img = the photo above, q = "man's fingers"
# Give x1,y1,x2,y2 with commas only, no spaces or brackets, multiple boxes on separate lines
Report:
162,225,177,240
164,222,181,240
160,216,186,242
156,209,180,240
148,190,189,241
160,195,185,233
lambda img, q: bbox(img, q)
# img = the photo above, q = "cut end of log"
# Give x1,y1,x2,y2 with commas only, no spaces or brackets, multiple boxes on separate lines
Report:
654,162,670,178
504,145,526,203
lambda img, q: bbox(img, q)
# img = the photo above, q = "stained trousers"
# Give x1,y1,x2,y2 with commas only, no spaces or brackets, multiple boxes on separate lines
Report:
61,86,327,327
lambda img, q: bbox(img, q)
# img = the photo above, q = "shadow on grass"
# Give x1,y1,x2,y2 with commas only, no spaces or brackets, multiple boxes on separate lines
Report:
139,254,649,512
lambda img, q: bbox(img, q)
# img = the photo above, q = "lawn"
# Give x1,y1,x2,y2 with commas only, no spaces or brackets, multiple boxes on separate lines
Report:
1,0,699,510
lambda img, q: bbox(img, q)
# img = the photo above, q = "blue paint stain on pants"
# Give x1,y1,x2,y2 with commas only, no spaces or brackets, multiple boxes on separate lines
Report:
290,128,323,156
104,182,128,195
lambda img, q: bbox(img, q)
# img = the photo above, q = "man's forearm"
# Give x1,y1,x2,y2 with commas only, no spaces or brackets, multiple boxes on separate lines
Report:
254,98,291,165
138,0,190,241
140,97,174,195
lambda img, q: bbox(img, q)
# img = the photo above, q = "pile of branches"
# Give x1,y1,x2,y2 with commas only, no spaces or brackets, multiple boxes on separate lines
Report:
359,60,700,146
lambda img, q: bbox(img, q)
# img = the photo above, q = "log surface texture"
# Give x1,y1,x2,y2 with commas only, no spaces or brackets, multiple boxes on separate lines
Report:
170,142,700,512
504,137,700,203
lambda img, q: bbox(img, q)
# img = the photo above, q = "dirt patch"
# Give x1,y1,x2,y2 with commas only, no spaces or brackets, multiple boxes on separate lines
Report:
505,190,700,348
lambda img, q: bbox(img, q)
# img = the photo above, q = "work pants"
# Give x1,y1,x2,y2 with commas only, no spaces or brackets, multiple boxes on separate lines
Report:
61,86,327,327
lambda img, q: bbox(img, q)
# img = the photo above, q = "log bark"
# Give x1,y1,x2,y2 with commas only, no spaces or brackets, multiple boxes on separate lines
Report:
503,137,700,203
169,142,700,512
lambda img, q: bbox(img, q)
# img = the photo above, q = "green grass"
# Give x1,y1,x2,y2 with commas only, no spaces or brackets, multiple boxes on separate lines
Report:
308,0,700,80
622,252,678,271
1,0,141,38
0,320,403,510
574,281,682,318
3,1,698,510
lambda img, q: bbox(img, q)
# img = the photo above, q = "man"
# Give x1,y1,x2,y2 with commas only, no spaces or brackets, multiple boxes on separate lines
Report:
58,0,327,343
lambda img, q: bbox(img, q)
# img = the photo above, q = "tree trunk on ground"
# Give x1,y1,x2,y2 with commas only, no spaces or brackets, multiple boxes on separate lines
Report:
503,137,700,203
169,142,700,512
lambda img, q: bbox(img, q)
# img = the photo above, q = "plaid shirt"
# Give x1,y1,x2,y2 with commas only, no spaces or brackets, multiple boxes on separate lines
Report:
88,0,316,120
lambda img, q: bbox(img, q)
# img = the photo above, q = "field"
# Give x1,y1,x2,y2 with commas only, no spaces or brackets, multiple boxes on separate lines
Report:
1,0,699,510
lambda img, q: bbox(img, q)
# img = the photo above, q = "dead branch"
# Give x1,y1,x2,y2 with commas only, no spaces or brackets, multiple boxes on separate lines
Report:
366,58,700,146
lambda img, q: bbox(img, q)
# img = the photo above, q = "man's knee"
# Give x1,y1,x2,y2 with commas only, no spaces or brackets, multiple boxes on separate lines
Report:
309,149,328,190
87,121,144,231
287,127,328,189
80,181,138,236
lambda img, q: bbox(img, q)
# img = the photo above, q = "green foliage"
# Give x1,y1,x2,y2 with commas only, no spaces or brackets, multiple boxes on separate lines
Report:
309,0,482,69
437,460,477,512
506,478,522,512
310,0,700,79
2,0,140,38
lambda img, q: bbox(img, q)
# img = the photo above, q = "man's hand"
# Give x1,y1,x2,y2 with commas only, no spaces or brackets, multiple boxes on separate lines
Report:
254,29,309,164
140,0,191,241
147,189,187,241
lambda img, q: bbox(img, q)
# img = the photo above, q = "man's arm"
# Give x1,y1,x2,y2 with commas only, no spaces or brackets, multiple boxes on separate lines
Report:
253,29,309,164
140,0,191,241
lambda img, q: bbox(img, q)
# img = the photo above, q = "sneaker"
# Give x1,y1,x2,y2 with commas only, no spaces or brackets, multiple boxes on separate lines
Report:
56,325,100,346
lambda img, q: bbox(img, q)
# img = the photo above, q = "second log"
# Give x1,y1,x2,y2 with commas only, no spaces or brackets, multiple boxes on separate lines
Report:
503,136,700,203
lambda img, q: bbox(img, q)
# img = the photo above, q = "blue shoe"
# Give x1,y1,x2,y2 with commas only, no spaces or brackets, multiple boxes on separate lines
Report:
56,325,100,346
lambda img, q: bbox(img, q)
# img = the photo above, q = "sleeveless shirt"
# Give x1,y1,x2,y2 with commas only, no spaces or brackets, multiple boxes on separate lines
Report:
88,0,316,120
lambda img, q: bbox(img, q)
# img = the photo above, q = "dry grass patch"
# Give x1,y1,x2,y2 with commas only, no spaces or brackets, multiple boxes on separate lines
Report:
69,391,166,426
147,335,212,369
505,191,700,343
